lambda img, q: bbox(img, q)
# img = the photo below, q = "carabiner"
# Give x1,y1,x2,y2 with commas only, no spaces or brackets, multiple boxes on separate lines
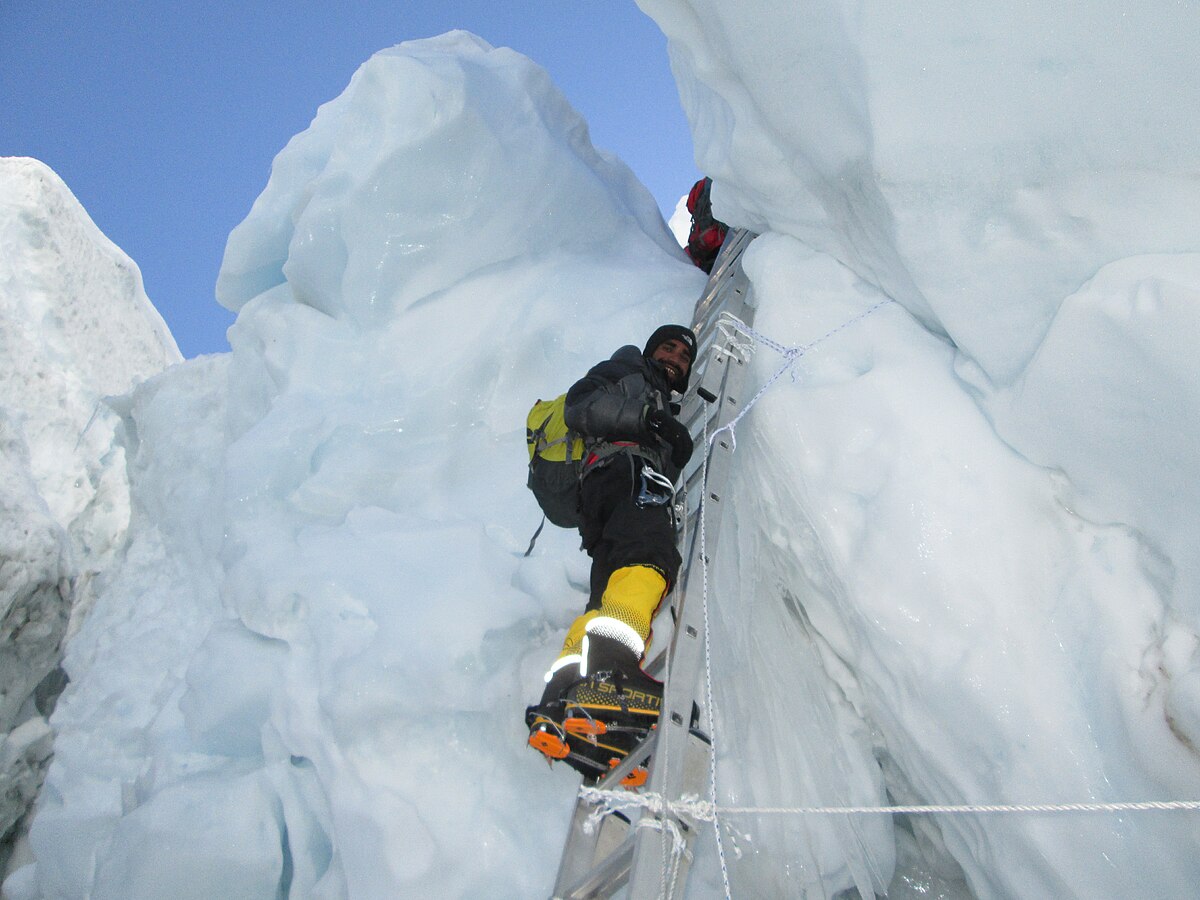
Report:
635,464,676,508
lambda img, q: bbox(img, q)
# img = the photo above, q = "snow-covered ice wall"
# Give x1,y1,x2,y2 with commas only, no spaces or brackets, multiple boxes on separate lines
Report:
636,0,1200,896
0,158,180,571
16,33,704,900
0,157,180,870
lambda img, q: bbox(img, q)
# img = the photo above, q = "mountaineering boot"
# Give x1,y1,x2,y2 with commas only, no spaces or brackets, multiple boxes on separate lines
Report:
544,624,660,785
526,658,647,784
525,657,582,763
567,626,662,727
525,566,668,783
555,564,667,727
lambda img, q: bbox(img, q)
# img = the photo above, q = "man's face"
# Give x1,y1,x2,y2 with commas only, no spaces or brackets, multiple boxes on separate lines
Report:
652,338,691,391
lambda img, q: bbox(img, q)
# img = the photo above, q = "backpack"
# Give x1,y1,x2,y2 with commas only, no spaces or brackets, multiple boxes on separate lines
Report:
525,393,585,529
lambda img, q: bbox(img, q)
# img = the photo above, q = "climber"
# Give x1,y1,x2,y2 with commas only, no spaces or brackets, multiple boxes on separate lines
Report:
525,324,697,775
685,176,728,274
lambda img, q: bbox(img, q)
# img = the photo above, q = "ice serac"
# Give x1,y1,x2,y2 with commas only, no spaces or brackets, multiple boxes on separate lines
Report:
637,0,1200,896
641,0,1200,383
24,33,703,899
216,30,687,324
0,157,181,872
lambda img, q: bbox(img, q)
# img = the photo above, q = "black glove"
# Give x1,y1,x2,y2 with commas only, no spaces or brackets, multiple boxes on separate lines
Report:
645,408,694,468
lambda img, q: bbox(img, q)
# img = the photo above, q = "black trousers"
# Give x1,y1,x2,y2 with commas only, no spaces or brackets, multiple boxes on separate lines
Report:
577,457,682,611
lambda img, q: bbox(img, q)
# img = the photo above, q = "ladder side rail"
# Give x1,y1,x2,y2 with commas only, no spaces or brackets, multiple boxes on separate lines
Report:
677,300,755,588
648,291,753,678
551,725,661,897
625,290,758,898
642,249,756,691
552,800,610,896
683,297,754,466
690,230,754,324
689,233,754,352
676,382,737,595
643,336,741,686
694,277,752,339
690,280,753,374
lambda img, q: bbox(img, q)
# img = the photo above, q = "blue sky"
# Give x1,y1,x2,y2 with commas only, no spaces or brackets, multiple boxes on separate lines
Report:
1,2,697,358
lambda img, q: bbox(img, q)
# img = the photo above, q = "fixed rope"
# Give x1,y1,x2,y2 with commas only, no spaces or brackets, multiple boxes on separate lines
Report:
698,410,733,898
709,298,895,454
578,789,1200,823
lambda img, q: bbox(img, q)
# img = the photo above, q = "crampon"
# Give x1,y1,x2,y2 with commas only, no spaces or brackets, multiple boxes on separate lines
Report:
526,671,660,787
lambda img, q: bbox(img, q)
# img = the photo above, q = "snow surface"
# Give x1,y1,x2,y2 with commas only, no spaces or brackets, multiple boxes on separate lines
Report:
9,3,1200,897
667,191,692,248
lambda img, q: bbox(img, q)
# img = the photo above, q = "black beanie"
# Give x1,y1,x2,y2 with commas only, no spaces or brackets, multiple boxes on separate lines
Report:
643,324,698,392
643,324,698,364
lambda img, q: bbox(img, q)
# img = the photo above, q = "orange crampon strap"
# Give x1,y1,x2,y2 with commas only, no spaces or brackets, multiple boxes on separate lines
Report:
609,758,648,788
564,717,607,737
528,718,570,760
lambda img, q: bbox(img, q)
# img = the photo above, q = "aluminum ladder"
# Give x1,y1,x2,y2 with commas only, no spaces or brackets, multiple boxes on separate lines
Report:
550,229,758,899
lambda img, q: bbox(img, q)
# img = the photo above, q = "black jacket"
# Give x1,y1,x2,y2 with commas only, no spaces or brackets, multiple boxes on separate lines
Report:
564,345,685,482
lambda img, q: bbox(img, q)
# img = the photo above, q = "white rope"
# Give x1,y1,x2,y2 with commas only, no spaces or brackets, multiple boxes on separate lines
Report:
709,299,895,454
656,816,688,897
713,319,755,362
720,799,1200,816
656,647,678,899
699,411,734,899
579,789,1200,822
577,786,691,875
